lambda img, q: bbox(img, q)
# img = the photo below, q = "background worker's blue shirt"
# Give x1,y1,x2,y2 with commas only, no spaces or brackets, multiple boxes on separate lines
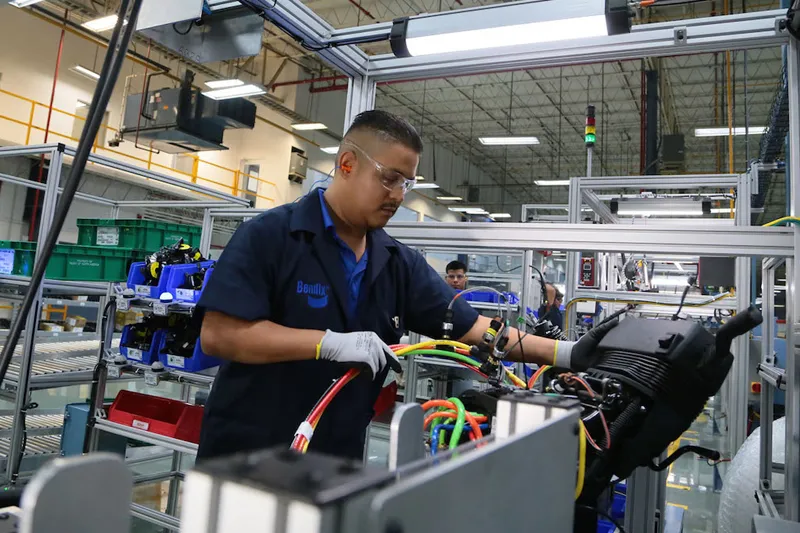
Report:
318,188,367,319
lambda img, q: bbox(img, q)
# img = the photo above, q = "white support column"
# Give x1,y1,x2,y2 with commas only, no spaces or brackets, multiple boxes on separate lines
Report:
730,172,754,453
785,35,800,522
565,178,581,338
344,75,377,129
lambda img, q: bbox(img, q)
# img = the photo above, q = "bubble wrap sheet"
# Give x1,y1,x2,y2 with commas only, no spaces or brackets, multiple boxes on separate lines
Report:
718,417,786,533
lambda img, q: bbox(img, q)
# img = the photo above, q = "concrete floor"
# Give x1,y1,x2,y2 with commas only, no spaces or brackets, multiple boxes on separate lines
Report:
664,406,730,533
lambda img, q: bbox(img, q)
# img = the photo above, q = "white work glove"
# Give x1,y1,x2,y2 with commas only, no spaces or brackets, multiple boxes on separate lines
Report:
316,330,402,379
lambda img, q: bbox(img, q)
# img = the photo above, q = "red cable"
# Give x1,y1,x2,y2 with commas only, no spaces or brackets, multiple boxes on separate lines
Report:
291,368,360,452
421,399,484,439
423,412,488,430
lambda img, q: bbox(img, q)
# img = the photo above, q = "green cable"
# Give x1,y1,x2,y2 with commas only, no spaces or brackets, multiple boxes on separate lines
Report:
446,397,467,450
399,349,481,367
403,349,516,385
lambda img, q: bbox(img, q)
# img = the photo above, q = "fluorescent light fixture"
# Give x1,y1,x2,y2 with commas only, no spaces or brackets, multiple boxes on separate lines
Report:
202,84,266,101
415,175,425,181
390,0,631,58
449,206,485,213
611,198,711,217
490,213,512,219
291,123,327,131
71,65,101,81
10,0,45,7
437,196,463,201
652,276,690,287
413,183,440,189
208,0,240,10
82,15,126,32
479,136,540,146
711,208,736,214
694,127,767,137
320,146,339,154
205,79,245,89
534,180,571,186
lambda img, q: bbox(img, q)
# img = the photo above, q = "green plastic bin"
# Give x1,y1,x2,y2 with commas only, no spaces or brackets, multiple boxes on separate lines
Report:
45,245,137,282
77,219,202,252
0,241,37,276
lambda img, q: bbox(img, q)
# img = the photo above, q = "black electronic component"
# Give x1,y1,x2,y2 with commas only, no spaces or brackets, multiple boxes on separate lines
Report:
141,239,206,286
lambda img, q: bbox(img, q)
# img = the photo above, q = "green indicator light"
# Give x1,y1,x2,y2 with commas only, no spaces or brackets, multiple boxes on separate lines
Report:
585,133,596,144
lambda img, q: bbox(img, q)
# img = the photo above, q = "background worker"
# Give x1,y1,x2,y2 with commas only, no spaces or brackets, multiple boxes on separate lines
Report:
445,260,468,291
196,110,616,462
538,283,564,329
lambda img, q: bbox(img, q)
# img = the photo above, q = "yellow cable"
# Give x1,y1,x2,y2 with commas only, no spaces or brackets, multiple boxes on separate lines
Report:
394,339,471,356
503,366,526,388
576,420,587,500
763,216,800,227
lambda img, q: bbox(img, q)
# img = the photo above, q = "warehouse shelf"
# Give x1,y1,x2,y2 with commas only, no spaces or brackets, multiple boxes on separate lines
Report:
107,360,215,387
0,274,110,296
42,297,101,309
117,297,196,316
0,330,100,343
0,435,61,474
0,338,122,394
94,419,198,455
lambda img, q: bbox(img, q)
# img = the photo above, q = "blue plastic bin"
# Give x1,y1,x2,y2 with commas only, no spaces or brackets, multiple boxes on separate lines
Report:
120,326,165,364
158,335,220,372
127,261,214,301
163,261,215,303
127,262,168,299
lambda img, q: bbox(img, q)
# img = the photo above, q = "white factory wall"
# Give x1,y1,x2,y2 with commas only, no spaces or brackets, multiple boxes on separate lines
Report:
0,5,314,209
0,5,464,239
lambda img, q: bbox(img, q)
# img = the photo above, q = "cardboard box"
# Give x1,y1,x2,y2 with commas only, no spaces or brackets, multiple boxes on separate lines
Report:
65,315,87,329
40,322,64,332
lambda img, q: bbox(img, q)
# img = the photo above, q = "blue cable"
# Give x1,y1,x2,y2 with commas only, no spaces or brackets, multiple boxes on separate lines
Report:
429,423,490,456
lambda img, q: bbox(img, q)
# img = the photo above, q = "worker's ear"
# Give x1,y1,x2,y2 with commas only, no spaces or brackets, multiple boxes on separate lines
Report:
337,150,357,178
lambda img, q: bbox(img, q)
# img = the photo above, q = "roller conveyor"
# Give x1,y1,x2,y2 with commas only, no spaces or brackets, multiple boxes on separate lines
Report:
0,435,62,474
0,339,121,393
0,414,64,438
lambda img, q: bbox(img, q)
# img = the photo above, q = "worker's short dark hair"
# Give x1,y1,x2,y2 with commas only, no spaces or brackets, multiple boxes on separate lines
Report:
446,260,467,273
345,110,423,154
547,283,564,301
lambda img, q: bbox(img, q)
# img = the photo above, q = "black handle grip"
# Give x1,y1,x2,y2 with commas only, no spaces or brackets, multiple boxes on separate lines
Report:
716,306,763,355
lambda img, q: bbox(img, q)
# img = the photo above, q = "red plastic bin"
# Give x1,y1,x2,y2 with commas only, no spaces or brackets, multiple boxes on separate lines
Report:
107,390,204,444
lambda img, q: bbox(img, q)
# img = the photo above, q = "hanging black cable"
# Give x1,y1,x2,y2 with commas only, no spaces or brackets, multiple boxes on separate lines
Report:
0,0,144,387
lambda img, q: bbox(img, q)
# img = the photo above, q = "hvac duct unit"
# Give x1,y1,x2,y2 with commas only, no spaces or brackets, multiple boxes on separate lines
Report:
661,134,686,172
119,71,256,154
289,148,308,184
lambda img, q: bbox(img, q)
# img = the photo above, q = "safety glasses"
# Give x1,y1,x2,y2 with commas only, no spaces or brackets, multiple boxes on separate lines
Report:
342,141,417,194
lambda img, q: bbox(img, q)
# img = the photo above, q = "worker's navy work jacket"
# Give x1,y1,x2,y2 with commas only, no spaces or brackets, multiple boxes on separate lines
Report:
196,191,479,461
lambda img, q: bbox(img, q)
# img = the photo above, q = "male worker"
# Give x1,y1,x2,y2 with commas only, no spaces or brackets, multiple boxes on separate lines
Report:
445,260,468,291
196,110,615,461
539,283,564,330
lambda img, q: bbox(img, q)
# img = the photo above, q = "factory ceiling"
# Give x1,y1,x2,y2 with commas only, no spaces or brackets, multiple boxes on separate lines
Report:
30,0,789,220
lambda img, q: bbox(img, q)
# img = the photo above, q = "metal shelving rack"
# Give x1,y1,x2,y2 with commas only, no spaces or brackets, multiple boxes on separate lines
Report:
0,143,247,506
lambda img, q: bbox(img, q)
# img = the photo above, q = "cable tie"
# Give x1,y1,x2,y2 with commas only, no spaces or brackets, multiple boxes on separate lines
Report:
294,421,314,441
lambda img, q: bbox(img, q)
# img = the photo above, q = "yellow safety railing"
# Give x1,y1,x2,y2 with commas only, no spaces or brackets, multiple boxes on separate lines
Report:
0,88,277,204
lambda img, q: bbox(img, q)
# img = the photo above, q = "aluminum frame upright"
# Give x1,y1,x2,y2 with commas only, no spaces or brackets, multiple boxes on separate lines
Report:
4,146,63,484
566,172,753,452
785,35,800,523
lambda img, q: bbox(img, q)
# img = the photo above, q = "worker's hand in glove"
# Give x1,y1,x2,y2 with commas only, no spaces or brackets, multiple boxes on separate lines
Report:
316,330,403,378
553,318,619,371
